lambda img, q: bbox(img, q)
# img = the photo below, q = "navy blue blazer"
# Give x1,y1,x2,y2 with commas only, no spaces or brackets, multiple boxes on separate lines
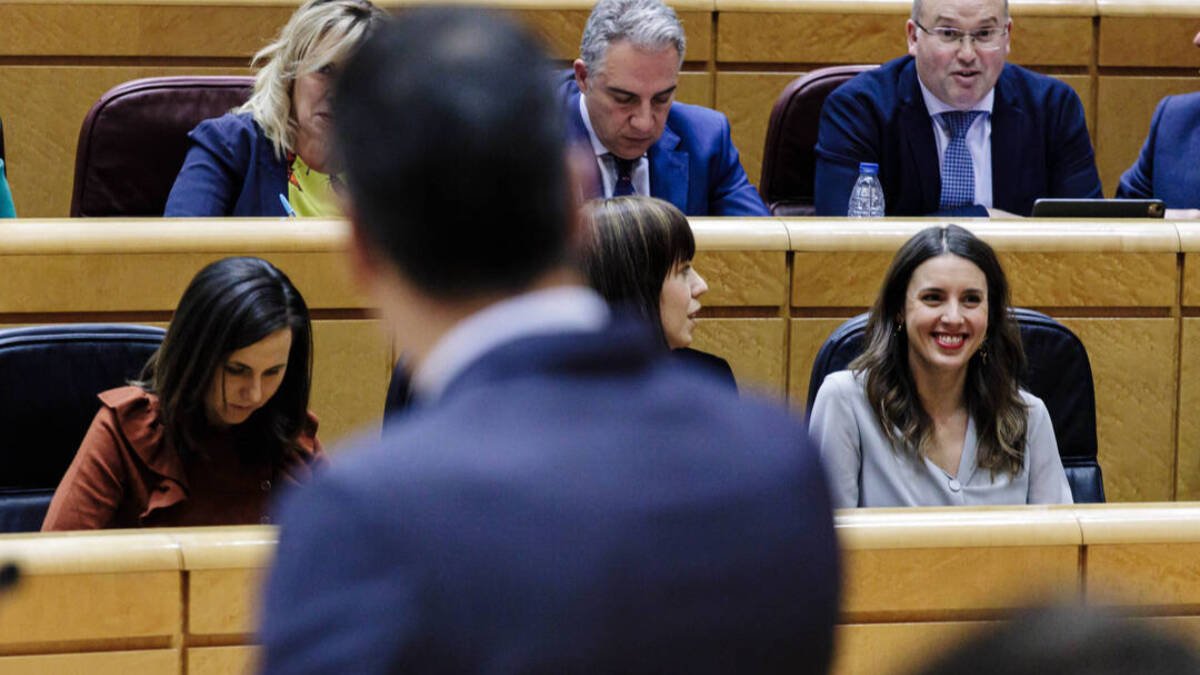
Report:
1117,91,1200,209
814,56,1102,217
559,75,769,216
260,317,838,674
164,112,288,217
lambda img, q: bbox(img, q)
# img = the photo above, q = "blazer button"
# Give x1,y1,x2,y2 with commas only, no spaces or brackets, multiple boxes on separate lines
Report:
260,480,272,492
948,478,962,493
260,515,271,524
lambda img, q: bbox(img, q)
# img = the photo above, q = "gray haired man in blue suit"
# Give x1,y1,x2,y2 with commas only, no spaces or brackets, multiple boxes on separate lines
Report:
257,7,839,675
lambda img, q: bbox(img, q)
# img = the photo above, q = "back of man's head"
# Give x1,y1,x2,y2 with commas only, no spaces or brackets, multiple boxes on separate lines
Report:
334,8,569,299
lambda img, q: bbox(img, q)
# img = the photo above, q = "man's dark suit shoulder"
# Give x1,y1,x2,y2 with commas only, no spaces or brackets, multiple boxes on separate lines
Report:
261,321,838,674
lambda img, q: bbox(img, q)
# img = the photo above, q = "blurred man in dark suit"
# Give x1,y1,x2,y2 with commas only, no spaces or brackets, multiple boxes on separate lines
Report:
258,8,839,674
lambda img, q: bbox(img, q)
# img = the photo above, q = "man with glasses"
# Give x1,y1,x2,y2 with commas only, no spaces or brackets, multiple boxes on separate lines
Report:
813,0,1102,217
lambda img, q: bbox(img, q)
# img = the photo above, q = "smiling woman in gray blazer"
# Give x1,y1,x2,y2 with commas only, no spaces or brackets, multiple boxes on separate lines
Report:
808,225,1072,508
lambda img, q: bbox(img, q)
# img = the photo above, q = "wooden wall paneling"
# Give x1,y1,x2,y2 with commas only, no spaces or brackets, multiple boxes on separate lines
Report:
1059,319,1178,503
1095,76,1200,198
691,318,787,393
788,317,857,408
188,646,257,675
1001,252,1177,307
1055,74,1095,138
677,71,717,108
310,320,390,444
1178,318,1200,500
0,650,180,674
0,250,362,315
1007,17,1093,66
0,4,289,57
0,66,250,218
717,12,909,64
792,250,892,307
693,250,787,306
1098,17,1200,68
715,72,804,189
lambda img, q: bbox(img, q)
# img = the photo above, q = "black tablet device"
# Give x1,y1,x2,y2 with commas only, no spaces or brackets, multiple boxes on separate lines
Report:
1031,198,1165,218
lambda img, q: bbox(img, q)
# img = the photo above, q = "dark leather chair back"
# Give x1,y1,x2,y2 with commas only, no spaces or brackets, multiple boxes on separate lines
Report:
760,65,874,216
1,113,6,170
70,76,254,217
806,309,1104,502
0,325,165,531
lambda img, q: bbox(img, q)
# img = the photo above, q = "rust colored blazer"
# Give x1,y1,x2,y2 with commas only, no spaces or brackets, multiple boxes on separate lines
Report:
42,386,323,531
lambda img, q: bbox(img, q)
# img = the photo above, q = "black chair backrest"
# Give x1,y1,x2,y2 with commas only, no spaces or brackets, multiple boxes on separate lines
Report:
70,76,254,217
806,309,1104,503
0,324,165,531
759,65,875,216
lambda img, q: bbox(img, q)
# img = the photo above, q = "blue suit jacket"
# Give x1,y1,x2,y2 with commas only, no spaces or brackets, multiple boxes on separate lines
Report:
560,75,768,216
260,317,838,674
814,56,1102,217
1117,91,1200,209
164,112,287,217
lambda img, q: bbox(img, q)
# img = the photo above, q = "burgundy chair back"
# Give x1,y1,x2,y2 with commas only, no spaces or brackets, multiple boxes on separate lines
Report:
70,76,254,217
759,65,875,216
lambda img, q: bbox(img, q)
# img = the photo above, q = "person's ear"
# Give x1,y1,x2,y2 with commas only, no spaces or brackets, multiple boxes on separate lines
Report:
573,59,590,94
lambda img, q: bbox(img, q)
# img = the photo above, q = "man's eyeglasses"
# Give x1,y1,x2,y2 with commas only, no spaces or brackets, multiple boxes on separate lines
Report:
914,20,1009,50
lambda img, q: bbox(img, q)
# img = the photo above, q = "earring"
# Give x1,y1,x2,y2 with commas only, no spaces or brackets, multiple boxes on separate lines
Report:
978,346,989,364
894,321,903,335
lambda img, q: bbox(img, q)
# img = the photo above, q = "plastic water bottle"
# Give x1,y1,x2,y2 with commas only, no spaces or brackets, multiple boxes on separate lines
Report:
847,162,885,217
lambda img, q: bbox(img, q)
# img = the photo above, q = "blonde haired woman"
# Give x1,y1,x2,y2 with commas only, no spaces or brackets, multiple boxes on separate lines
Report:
165,0,385,217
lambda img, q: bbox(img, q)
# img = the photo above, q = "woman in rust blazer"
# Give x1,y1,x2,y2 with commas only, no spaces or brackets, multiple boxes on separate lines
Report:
43,257,323,530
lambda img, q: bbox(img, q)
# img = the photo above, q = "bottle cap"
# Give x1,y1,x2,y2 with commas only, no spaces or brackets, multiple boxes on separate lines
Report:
858,162,879,175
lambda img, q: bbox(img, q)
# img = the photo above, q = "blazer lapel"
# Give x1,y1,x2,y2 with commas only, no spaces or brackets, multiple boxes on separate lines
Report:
898,64,941,213
989,68,1024,211
564,85,604,200
648,121,688,212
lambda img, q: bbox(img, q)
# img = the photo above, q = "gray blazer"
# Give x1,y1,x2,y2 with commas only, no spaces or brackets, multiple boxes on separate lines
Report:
809,370,1073,508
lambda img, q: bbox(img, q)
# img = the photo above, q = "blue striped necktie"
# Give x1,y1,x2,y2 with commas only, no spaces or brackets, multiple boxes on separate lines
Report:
938,110,983,209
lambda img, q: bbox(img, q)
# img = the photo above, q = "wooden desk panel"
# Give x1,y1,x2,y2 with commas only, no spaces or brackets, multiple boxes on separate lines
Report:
188,646,257,675
0,650,179,674
693,250,788,307
311,319,390,445
841,545,1080,621
788,317,855,408
1179,319,1200,500
1086,543,1200,606
833,621,994,675
691,318,787,394
1060,319,1178,503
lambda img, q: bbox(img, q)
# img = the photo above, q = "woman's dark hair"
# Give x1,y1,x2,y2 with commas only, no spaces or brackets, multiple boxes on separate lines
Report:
580,196,696,344
140,257,313,465
851,225,1027,477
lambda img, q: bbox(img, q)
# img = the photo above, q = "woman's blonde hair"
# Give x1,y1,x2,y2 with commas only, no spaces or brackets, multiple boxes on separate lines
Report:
238,0,386,160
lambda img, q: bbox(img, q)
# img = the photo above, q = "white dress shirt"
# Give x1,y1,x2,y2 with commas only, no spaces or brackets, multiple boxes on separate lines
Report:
918,79,995,208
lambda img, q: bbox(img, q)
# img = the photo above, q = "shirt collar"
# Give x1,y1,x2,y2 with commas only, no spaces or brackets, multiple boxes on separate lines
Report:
412,286,610,403
917,76,995,117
